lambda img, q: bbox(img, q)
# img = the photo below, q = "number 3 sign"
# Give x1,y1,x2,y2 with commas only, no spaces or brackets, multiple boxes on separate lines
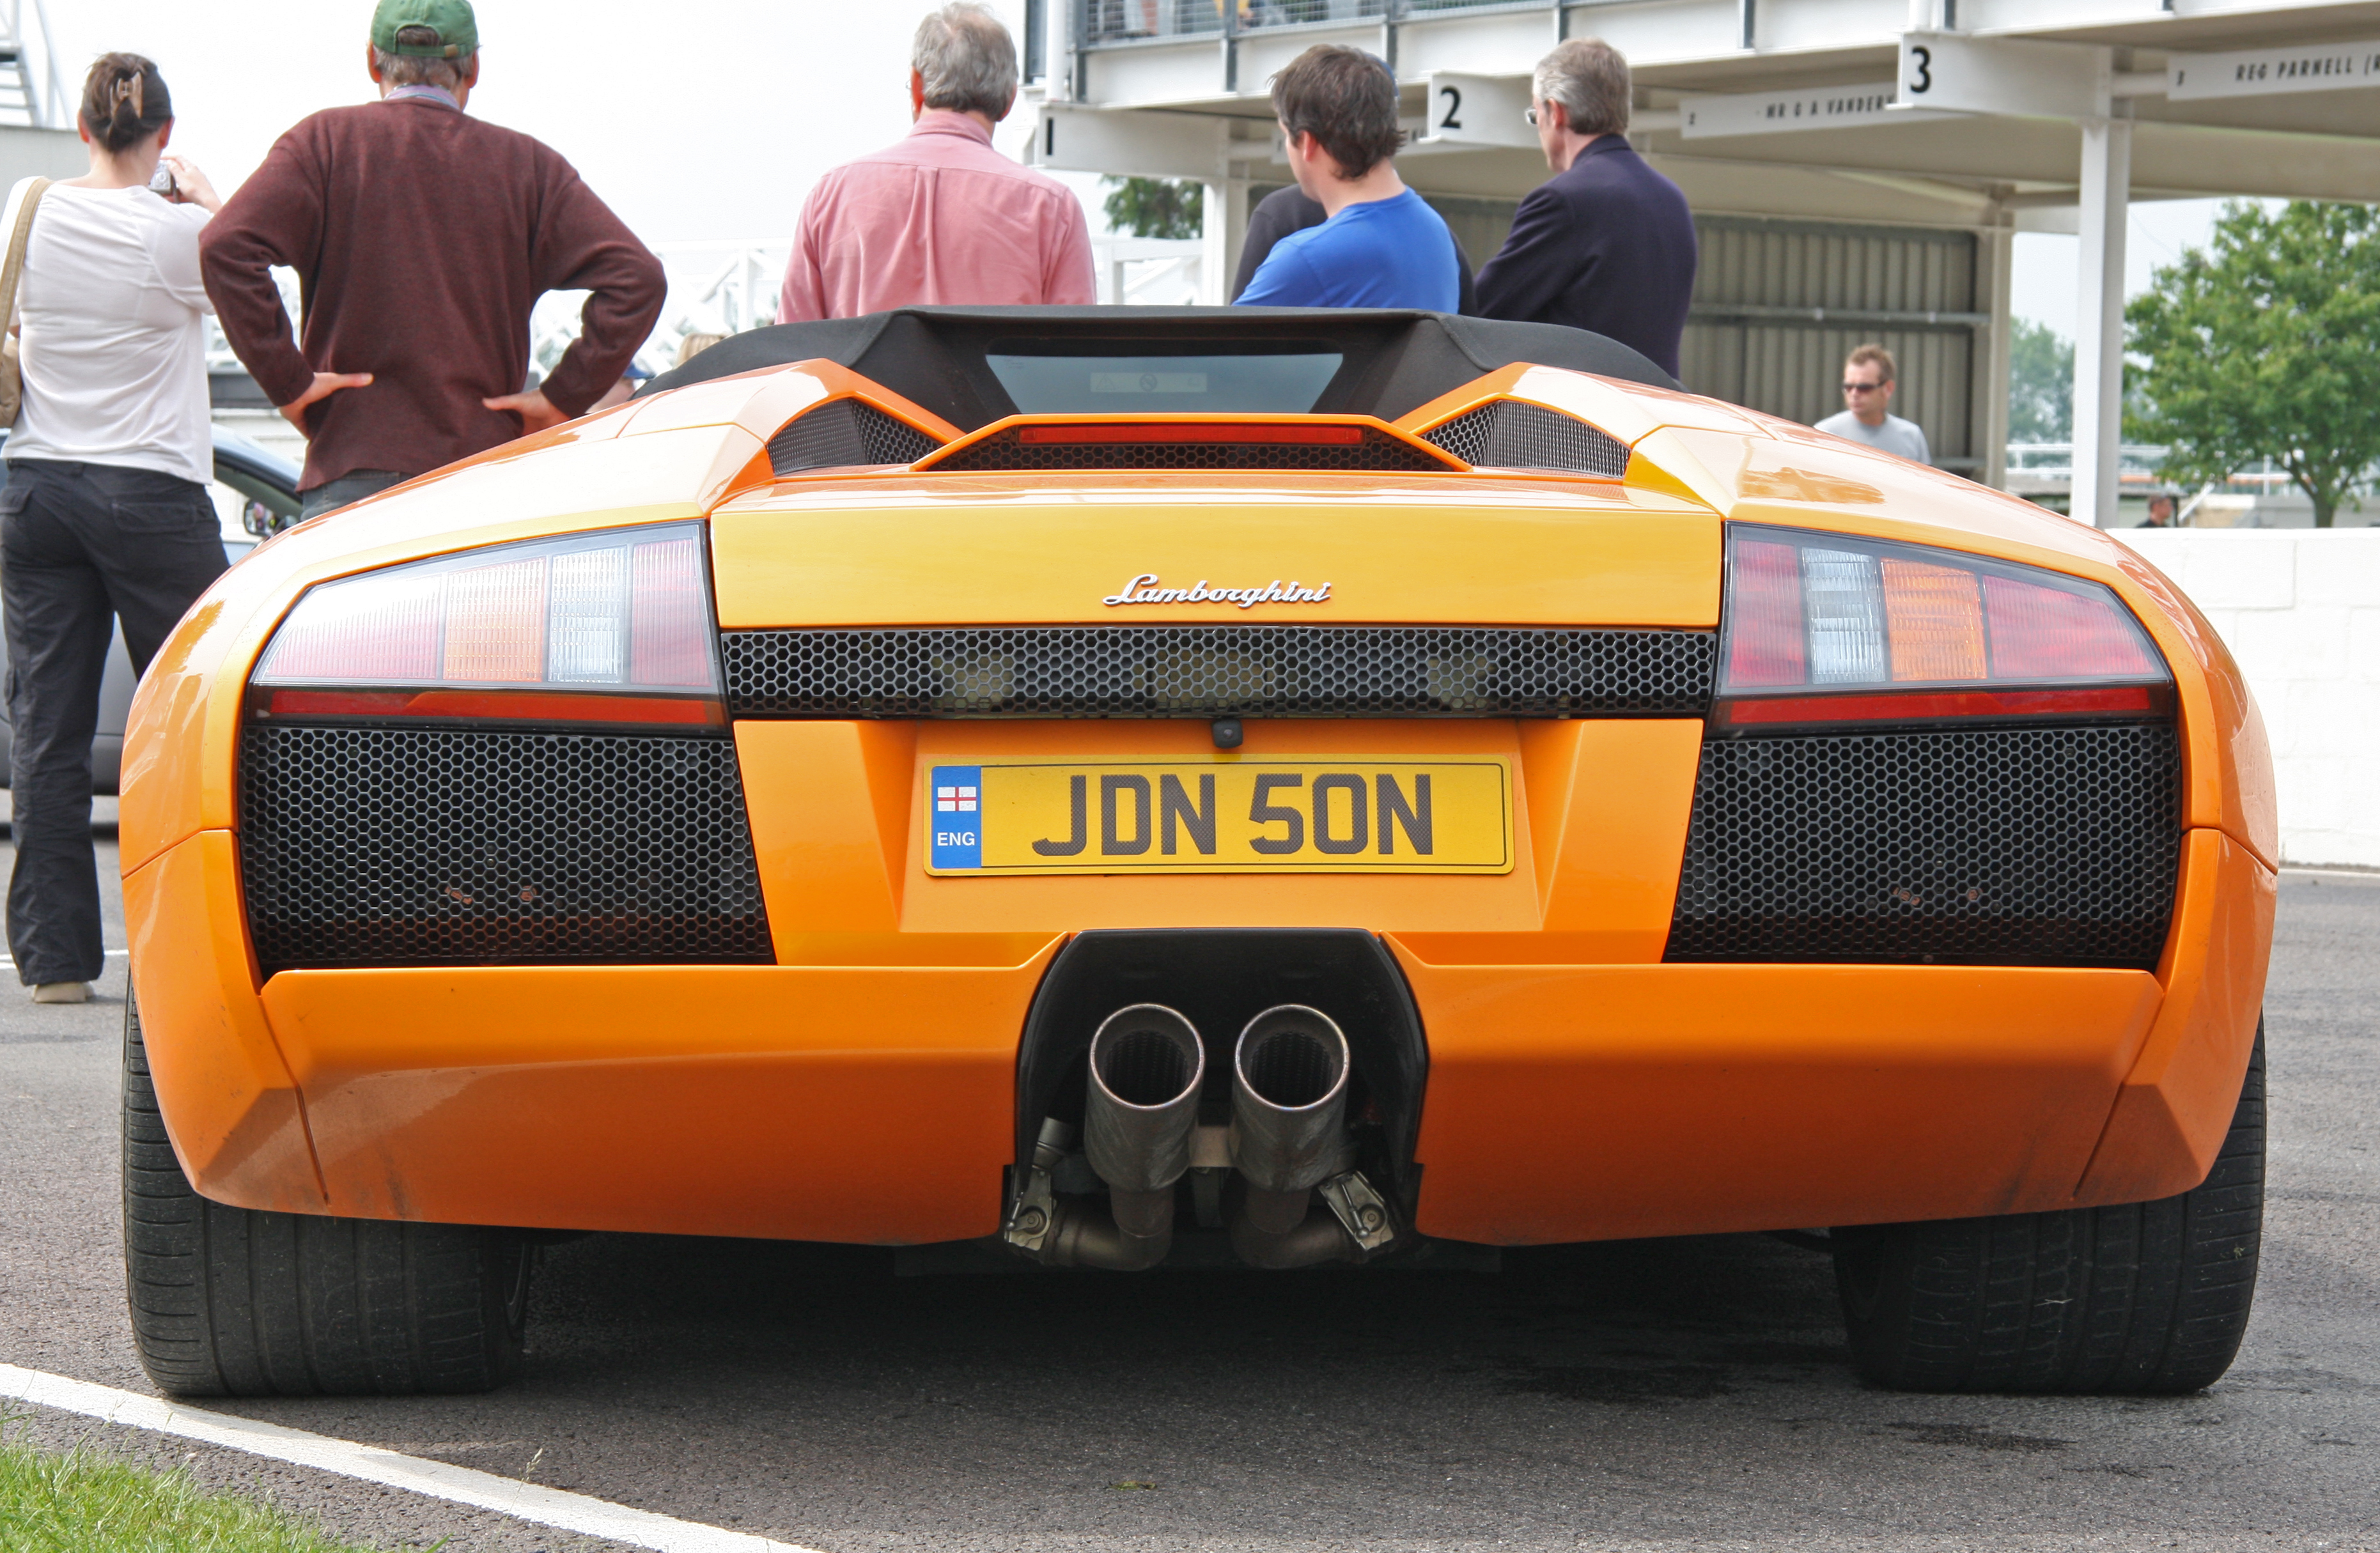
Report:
1892,31,2107,118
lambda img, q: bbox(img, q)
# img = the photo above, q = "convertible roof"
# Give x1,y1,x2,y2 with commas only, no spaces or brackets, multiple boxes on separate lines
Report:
635,307,1679,433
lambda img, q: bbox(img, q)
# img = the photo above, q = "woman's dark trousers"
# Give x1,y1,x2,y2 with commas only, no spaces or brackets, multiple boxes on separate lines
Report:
1,460,226,987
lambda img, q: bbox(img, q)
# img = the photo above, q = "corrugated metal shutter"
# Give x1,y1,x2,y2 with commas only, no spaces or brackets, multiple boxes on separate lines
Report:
1683,217,1981,470
1246,194,1983,470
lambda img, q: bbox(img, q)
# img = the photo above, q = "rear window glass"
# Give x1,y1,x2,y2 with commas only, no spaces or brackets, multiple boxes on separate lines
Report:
984,346,1344,415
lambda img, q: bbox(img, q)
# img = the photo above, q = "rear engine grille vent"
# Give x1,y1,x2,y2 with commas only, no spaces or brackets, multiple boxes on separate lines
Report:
925,427,1450,474
723,626,1714,718
1420,401,1630,477
767,399,944,474
1666,723,2181,969
238,726,774,973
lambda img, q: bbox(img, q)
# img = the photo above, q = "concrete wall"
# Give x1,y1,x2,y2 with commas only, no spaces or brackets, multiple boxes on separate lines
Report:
0,127,84,185
2121,529,2380,869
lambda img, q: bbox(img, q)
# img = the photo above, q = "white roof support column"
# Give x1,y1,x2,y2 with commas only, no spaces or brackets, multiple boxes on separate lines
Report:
1977,222,2014,495
2071,108,2132,529
1202,178,1250,305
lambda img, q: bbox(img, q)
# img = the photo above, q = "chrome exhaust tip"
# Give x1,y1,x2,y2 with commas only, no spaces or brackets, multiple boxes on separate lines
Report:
1229,1004,1351,1233
1084,1003,1206,1242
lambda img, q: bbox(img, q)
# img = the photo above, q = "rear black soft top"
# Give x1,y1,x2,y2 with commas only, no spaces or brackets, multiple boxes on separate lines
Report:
635,307,1678,433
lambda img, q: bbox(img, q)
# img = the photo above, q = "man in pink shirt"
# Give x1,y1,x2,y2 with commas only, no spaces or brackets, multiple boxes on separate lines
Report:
781,3,1094,321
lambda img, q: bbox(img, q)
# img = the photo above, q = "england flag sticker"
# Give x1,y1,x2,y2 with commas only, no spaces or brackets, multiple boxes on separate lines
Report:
929,766,983,870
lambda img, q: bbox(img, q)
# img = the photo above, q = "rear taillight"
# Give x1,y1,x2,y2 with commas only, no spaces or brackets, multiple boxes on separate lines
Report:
1715,525,2170,732
249,524,722,728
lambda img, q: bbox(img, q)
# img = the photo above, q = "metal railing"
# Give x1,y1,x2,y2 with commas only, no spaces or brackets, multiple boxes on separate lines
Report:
205,243,797,391
1082,0,1518,45
0,0,63,128
530,240,793,379
1094,237,1205,305
2003,444,2175,485
2003,445,2305,490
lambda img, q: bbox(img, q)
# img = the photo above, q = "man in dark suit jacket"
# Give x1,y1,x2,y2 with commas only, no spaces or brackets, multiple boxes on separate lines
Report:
1474,38,1696,378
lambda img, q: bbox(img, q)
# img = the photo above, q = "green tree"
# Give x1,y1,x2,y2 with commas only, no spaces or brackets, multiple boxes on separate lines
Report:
2126,200,2380,527
2007,319,2073,444
1101,176,1204,240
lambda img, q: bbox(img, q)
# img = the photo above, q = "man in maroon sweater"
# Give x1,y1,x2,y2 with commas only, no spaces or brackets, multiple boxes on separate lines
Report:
202,0,665,516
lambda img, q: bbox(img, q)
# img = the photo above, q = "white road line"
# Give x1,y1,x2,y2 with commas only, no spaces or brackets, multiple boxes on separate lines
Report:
0,950,130,968
1,1364,825,1553
2281,865,2380,881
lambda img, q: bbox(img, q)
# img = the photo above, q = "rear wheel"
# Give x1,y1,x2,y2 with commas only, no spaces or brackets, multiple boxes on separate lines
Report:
1832,1025,2264,1395
123,986,532,1396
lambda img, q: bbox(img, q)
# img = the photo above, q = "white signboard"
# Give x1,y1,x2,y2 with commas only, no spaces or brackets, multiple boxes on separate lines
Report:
2166,38,2380,101
1032,104,1229,180
1411,73,1540,153
1894,31,2104,119
1680,81,1948,138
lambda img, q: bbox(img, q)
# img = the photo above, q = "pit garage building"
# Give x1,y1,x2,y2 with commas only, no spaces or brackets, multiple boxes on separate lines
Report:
1022,0,2380,526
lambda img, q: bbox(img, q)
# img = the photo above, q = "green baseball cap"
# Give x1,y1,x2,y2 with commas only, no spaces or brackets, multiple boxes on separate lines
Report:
371,0,479,58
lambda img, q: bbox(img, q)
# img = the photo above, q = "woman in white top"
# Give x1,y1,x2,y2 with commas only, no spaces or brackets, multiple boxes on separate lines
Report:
4,53,224,1003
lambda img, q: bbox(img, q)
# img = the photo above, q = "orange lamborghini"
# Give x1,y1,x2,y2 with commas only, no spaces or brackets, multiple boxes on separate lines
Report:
118,307,2272,1399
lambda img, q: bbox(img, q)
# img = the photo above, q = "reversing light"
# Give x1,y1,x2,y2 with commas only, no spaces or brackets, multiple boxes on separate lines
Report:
250,524,721,727
1716,525,2168,732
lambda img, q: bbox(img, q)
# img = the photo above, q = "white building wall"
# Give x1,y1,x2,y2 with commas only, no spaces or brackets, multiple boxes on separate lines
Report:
2120,529,2380,870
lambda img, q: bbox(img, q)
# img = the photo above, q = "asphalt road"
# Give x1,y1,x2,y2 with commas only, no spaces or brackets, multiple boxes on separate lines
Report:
3,832,2375,1552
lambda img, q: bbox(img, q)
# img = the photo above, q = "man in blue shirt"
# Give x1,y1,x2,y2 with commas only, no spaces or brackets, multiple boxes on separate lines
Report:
1236,47,1460,312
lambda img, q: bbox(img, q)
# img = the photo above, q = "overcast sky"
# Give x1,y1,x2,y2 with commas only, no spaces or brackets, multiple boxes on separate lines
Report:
2012,201,2236,339
58,0,2225,343
51,0,1048,248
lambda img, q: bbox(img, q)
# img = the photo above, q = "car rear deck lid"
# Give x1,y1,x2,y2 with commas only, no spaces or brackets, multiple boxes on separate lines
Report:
639,306,1678,435
915,415,1461,474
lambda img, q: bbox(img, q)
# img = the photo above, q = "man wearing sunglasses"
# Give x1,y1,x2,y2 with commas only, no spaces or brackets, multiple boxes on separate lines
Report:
1815,343,1931,465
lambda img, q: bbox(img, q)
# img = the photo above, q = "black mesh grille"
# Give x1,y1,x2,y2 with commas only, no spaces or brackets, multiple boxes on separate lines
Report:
925,427,1450,473
239,726,773,973
767,399,943,474
724,626,1714,718
1666,723,2181,968
1420,401,1630,477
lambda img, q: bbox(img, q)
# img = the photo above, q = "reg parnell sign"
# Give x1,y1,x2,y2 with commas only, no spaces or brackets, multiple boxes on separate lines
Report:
2166,38,2380,100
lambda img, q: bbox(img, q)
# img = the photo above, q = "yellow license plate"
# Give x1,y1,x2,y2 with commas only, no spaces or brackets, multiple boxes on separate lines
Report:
923,757,1513,876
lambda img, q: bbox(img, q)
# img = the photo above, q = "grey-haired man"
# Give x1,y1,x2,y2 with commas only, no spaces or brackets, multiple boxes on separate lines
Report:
1475,38,1697,376
779,3,1094,320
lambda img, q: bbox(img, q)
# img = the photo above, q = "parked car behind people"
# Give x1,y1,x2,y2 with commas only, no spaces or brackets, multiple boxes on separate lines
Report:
0,426,298,797
3,52,230,1005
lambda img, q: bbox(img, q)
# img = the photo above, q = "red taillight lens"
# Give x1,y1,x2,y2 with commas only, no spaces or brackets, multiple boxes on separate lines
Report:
1716,525,2168,730
1724,539,1807,688
630,537,712,686
252,523,719,725
1980,572,2158,681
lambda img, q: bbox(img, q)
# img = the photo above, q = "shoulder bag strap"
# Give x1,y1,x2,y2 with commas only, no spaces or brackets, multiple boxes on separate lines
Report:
0,176,52,334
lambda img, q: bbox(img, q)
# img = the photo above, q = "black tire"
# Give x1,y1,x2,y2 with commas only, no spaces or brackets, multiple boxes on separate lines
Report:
123,985,532,1396
1832,1024,2264,1395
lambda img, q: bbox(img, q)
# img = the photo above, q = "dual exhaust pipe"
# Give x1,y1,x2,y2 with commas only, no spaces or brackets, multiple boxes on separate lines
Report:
1010,1002,1397,1271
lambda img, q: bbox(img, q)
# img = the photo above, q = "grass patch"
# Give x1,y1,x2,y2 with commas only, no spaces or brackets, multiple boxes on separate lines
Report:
0,1420,408,1552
